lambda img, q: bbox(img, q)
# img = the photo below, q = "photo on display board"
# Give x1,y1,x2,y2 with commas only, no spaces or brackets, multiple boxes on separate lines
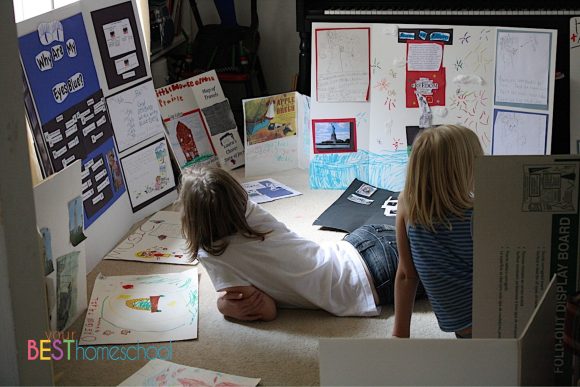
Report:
90,1,147,90
312,118,357,154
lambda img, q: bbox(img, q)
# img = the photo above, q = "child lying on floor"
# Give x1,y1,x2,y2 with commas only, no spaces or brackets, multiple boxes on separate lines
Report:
178,166,418,321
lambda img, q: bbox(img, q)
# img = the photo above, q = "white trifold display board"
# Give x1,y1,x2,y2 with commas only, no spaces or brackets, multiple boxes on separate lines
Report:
310,23,557,190
17,0,177,272
319,276,556,386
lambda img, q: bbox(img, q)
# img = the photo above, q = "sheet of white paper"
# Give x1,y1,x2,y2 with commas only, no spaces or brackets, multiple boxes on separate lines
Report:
316,28,370,102
107,81,165,152
120,138,176,210
494,30,552,108
102,18,136,58
105,211,197,265
407,42,443,71
119,359,260,386
242,178,302,204
492,110,548,155
79,269,198,345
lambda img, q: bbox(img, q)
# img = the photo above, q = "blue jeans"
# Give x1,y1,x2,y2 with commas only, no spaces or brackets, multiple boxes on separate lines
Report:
344,224,424,305
343,224,398,305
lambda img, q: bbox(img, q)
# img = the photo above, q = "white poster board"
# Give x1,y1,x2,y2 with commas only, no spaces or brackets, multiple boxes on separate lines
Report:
79,268,198,345
319,277,556,386
156,70,244,170
18,0,177,272
310,23,557,190
104,211,194,264
33,161,87,331
473,155,580,385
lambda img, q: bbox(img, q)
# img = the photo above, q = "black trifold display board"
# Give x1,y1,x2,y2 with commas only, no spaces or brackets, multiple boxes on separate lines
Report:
313,178,398,233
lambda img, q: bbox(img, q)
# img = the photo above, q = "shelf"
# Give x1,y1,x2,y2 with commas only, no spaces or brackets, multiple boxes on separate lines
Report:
150,33,187,62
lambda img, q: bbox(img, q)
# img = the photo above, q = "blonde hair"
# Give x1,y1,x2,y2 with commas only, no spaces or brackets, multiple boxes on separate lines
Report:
402,125,484,231
178,167,270,259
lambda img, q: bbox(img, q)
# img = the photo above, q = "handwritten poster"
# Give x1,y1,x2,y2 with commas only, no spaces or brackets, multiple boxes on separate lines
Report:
491,110,548,155
494,29,552,109
156,70,244,170
120,138,176,212
105,211,196,264
315,28,370,102
407,42,443,71
79,269,198,345
119,359,260,386
18,6,123,227
107,80,165,152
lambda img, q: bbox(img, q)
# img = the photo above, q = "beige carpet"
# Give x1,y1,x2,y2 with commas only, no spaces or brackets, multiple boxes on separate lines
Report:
55,168,453,386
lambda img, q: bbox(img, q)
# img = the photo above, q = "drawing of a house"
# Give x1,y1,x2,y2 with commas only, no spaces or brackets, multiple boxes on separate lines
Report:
176,121,199,162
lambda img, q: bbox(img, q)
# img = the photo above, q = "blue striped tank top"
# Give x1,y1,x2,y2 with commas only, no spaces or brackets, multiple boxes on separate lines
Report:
407,209,473,332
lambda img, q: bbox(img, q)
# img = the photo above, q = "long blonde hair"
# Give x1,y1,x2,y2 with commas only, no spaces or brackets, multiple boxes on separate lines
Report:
178,167,270,259
402,125,484,231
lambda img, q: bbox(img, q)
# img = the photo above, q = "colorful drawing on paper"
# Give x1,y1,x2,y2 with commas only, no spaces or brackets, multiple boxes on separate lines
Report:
40,227,55,276
56,251,80,331
165,110,216,169
120,138,176,212
105,211,194,265
79,269,199,345
244,93,297,146
119,359,261,386
309,149,407,192
67,196,87,247
312,118,357,154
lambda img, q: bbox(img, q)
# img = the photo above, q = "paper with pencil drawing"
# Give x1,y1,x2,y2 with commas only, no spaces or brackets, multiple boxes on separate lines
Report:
119,358,260,386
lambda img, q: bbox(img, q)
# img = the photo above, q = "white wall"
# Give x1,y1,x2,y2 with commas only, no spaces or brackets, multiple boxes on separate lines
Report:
0,0,53,384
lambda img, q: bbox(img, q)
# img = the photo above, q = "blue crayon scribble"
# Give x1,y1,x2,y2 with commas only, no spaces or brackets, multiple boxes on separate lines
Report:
430,32,451,42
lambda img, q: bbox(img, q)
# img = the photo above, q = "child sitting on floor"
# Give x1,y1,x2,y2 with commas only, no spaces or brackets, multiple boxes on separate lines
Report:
392,124,483,339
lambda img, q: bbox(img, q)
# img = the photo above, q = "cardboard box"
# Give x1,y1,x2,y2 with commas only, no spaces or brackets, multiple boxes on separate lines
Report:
473,155,580,384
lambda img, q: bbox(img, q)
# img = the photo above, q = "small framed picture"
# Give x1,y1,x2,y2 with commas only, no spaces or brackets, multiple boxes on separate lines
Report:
356,183,377,197
312,118,357,154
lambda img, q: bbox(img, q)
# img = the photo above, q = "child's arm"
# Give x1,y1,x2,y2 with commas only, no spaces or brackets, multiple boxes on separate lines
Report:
217,285,277,321
392,196,420,338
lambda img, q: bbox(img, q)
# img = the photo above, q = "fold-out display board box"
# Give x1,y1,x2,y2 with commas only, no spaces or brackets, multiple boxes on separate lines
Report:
319,276,556,386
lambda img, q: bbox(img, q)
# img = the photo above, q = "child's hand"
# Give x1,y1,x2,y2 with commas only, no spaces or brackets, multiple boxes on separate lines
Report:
217,286,277,321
